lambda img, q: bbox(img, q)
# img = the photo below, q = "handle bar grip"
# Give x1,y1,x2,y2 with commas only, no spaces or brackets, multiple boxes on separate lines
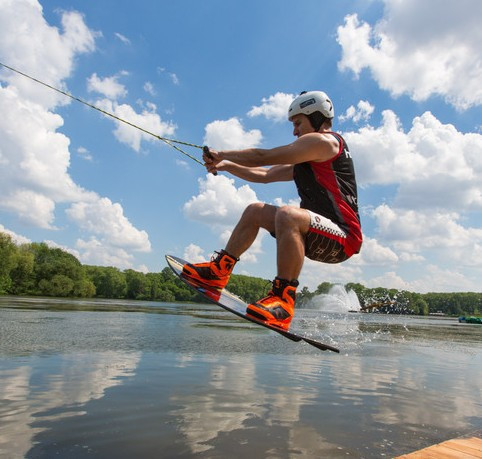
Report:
203,146,217,176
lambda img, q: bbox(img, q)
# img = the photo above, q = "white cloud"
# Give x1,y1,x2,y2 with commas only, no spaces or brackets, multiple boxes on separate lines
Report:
156,67,180,86
394,113,482,211
300,257,363,290
143,81,156,96
339,100,374,124
181,242,265,267
416,265,477,292
272,197,301,208
137,264,149,274
367,266,475,293
0,85,88,228
87,72,127,99
182,175,271,264
183,243,206,263
0,0,151,270
77,146,93,161
0,0,98,228
95,98,176,152
341,106,482,291
114,32,130,45
75,237,134,268
170,73,180,86
365,271,410,291
175,159,190,170
219,228,265,265
371,204,482,267
337,2,482,110
1,190,57,229
44,239,81,259
357,202,482,291
344,111,482,212
0,224,31,245
356,236,398,265
66,197,151,252
344,110,423,186
203,117,262,150
247,92,295,122
0,1,97,109
399,252,425,263
183,174,258,227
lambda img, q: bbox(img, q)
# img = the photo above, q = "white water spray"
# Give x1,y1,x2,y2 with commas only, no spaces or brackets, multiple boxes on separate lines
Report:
306,284,361,313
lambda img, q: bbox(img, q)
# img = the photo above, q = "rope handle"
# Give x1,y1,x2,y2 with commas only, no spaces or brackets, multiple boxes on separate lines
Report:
202,146,218,176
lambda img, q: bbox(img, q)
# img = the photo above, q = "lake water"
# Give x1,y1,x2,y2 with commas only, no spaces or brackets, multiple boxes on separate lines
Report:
0,296,481,458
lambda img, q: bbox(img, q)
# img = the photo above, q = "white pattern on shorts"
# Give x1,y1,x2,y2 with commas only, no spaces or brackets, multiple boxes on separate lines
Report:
306,210,347,238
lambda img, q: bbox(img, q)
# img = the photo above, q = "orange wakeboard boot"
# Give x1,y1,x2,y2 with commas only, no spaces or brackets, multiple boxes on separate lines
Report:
246,277,299,330
182,250,238,290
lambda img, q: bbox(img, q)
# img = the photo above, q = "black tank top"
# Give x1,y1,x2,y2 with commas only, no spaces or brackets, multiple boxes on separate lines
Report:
293,132,362,255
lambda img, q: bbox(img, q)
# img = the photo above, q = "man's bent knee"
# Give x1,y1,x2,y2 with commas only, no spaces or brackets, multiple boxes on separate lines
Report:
275,206,310,232
241,202,277,231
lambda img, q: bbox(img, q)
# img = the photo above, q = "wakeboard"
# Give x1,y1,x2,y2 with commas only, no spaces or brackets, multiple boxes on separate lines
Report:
166,255,339,353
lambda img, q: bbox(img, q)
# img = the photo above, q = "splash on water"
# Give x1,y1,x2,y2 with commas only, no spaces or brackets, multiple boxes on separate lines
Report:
305,284,361,313
296,285,367,351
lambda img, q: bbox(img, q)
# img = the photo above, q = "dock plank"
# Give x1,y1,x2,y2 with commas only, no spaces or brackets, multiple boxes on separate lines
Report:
396,433,482,458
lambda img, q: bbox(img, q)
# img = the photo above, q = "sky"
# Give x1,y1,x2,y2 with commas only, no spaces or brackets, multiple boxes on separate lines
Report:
0,0,481,293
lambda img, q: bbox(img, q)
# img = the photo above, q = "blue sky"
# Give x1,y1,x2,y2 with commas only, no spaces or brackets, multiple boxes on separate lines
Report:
1,0,481,292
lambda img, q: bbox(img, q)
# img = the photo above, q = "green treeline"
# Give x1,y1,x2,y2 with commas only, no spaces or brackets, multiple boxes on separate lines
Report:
1,231,481,315
0,231,270,304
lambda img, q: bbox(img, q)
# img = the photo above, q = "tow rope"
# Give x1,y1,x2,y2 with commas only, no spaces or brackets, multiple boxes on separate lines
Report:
0,62,214,169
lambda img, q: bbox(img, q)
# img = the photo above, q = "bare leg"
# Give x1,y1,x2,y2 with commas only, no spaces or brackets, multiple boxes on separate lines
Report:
225,203,277,258
275,207,310,280
225,203,310,281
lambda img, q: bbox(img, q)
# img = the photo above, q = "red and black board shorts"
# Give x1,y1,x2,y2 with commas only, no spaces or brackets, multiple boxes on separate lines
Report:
269,209,352,264
303,210,350,264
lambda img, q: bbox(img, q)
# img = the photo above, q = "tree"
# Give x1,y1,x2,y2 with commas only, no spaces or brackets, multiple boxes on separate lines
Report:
85,266,127,298
226,274,270,303
0,232,18,293
39,274,74,297
125,269,150,300
72,277,96,298
9,247,35,294
156,286,176,302
297,286,315,306
29,243,83,294
413,297,429,315
315,282,333,295
3,231,482,312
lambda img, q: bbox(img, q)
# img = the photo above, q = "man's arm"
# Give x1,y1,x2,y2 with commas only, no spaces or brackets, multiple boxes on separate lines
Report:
214,133,339,167
211,161,293,183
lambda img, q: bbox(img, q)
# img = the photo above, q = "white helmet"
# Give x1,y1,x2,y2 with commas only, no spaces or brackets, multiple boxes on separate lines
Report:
288,91,334,120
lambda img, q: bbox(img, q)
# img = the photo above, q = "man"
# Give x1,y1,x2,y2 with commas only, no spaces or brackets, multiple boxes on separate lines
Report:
183,91,362,330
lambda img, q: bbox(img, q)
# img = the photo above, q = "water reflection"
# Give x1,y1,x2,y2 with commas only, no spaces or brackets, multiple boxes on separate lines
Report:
169,355,345,457
0,297,481,458
0,352,140,457
166,348,481,457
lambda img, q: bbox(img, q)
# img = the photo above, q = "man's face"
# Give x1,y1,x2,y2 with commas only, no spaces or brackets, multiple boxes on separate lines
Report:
291,114,314,138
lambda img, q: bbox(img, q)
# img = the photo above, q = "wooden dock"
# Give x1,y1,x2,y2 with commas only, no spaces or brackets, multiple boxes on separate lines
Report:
396,432,482,458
